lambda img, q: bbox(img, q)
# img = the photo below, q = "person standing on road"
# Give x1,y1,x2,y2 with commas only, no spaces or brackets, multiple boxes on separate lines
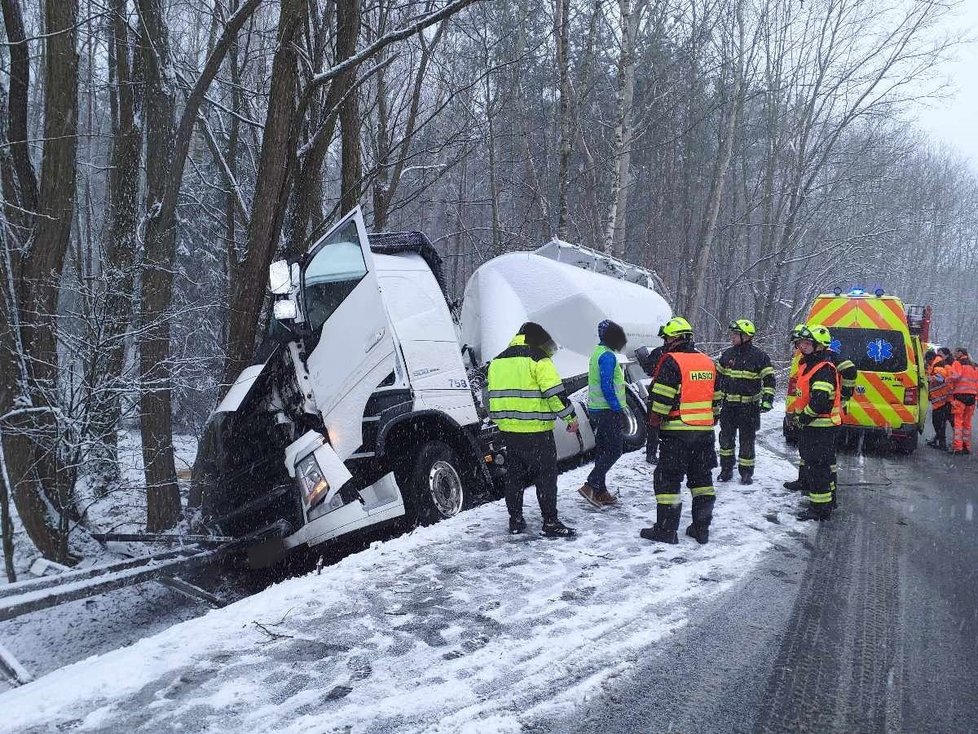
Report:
925,349,952,450
640,317,719,545
488,322,579,536
948,347,978,455
579,320,628,508
635,343,666,464
788,325,841,522
715,319,775,486
784,326,855,511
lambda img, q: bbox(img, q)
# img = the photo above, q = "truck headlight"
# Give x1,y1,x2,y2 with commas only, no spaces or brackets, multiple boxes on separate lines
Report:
296,453,329,507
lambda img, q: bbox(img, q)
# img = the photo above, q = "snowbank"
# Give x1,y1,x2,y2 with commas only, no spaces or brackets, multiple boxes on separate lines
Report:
0,415,808,732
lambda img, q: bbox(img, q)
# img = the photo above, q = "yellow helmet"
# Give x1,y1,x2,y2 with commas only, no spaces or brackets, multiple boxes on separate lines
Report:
805,323,832,347
659,316,693,339
729,319,756,337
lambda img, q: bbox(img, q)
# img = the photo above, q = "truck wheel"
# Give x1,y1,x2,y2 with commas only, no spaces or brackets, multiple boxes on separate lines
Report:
891,431,918,455
406,441,466,526
621,391,648,452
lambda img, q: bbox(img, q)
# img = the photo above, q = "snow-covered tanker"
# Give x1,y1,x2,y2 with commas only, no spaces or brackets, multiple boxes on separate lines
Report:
191,208,671,562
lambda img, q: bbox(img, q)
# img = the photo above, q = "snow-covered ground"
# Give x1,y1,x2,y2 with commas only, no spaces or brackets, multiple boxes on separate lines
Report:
0,413,811,733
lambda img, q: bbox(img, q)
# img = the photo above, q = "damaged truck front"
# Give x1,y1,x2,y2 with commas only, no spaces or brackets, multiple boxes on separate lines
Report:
191,207,670,563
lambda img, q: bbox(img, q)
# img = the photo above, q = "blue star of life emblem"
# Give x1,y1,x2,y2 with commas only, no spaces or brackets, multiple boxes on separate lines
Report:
867,339,893,363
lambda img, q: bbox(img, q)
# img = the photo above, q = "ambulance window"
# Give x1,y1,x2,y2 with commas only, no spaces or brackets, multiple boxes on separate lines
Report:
303,220,368,335
830,328,907,372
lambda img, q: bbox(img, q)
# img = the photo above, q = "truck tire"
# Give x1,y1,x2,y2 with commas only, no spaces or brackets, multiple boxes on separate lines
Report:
405,441,466,527
891,430,918,455
621,391,648,452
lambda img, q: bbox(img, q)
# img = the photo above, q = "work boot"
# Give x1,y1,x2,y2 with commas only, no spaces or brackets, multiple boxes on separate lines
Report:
783,479,804,492
596,488,618,506
685,523,709,545
508,516,527,535
640,525,679,544
542,520,576,538
796,505,830,522
739,469,754,486
718,467,734,482
926,438,944,449
578,483,603,509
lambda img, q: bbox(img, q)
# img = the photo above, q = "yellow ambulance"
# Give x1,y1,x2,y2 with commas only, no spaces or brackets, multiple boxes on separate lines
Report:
783,289,928,453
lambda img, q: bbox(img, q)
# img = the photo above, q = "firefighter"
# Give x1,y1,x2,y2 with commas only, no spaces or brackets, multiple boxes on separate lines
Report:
640,317,719,545
784,326,855,511
579,320,628,507
488,322,578,536
788,324,841,522
925,349,952,450
715,319,775,485
948,347,978,455
635,343,666,463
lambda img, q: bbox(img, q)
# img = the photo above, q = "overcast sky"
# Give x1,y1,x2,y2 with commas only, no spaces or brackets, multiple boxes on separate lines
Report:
912,2,978,168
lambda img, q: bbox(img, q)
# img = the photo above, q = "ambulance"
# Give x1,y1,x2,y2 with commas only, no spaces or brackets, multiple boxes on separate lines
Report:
784,289,928,453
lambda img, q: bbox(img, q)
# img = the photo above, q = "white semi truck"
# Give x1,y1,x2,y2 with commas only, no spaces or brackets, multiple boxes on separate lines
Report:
191,208,671,560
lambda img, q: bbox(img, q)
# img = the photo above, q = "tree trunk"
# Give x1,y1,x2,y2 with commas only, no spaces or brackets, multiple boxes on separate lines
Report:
604,0,643,257
339,0,363,213
89,0,143,479
554,0,571,239
137,0,182,532
136,0,262,530
221,0,307,389
0,0,38,217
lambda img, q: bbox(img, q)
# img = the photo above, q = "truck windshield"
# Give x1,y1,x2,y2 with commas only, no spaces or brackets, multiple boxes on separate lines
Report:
303,220,367,334
830,327,907,372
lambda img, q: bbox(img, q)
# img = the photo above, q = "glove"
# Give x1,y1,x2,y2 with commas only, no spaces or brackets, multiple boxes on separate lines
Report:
796,413,813,427
566,418,580,434
760,399,773,413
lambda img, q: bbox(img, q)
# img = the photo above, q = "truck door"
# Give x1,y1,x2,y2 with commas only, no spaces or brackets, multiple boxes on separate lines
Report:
302,207,397,459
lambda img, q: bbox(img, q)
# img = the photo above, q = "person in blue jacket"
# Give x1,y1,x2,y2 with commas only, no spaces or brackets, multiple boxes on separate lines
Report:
579,320,628,507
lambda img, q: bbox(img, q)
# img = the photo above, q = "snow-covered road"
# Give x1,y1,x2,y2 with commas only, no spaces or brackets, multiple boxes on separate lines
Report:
1,419,810,733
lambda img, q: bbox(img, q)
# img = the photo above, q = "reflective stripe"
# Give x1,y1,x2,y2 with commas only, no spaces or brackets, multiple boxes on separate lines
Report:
661,420,714,431
809,492,833,504
542,384,566,399
718,448,735,456
656,493,682,505
556,403,575,419
651,383,678,398
489,389,546,399
738,458,756,466
690,486,715,497
490,410,559,421
723,394,762,404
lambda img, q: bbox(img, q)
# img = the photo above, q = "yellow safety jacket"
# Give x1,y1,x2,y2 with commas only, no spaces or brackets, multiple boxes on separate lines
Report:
488,335,574,433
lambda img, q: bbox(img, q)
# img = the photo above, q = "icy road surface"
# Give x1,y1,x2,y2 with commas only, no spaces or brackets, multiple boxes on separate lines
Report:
1,423,806,733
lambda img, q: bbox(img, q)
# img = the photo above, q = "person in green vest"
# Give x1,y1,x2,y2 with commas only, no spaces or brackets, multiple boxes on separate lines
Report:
579,320,628,508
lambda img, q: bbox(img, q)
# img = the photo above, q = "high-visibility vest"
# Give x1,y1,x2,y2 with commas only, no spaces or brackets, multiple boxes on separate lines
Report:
950,359,978,396
792,358,842,427
588,345,626,410
488,335,574,433
662,351,716,430
928,358,951,407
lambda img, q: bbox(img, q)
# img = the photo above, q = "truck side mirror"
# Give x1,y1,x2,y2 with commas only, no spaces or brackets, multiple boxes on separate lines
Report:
268,260,292,295
273,299,299,321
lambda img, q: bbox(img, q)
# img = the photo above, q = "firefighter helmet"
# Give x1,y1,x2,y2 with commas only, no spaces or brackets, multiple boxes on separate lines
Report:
659,316,693,339
805,324,832,348
729,319,756,337
789,323,806,341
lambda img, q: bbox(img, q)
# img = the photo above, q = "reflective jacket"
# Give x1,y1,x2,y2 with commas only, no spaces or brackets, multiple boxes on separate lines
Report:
791,352,842,428
649,345,718,432
928,356,951,407
949,357,978,397
488,335,574,433
716,342,775,408
588,344,626,411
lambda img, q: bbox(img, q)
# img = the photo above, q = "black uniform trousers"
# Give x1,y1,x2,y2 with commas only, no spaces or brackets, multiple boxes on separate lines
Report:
502,431,559,524
932,403,951,447
718,403,758,475
798,426,836,517
653,430,717,531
